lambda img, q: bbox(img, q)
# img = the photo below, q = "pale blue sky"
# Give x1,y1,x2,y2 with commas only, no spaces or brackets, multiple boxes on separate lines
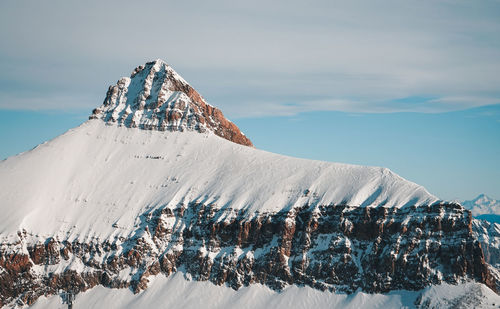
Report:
0,1,499,200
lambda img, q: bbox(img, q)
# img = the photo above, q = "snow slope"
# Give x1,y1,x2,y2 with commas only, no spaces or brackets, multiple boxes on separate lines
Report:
29,272,500,309
0,120,438,241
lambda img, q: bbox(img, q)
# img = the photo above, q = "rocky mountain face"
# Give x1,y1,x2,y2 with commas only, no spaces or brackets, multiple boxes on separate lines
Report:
0,202,495,307
90,59,252,147
0,60,498,307
473,219,500,291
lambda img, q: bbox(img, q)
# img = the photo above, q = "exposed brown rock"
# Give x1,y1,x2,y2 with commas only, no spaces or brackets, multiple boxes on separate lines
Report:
0,202,496,307
90,60,253,147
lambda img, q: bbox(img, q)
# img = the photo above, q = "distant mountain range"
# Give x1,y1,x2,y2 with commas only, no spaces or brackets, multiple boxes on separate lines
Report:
463,194,500,224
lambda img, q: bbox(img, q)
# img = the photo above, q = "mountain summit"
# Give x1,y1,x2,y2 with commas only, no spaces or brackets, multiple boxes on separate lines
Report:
90,59,253,147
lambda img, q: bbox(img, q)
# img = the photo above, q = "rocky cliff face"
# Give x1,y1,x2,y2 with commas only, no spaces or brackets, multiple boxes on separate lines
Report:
90,59,253,147
472,219,500,291
473,220,500,268
0,202,495,307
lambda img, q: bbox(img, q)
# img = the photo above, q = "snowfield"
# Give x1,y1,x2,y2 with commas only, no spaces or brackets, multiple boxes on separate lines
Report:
0,120,438,242
29,272,500,309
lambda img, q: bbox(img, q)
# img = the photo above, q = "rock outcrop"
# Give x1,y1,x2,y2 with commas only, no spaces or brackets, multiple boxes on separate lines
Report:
472,219,500,291
90,59,253,147
0,202,495,307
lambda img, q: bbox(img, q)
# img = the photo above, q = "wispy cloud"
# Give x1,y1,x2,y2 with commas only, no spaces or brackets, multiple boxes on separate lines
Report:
218,96,500,119
1,0,499,117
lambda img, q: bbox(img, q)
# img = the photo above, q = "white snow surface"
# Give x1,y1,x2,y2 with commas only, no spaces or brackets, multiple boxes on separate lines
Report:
0,120,438,241
29,272,500,309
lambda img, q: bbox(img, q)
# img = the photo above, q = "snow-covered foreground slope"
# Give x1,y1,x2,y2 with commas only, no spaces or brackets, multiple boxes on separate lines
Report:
0,120,437,241
29,272,500,309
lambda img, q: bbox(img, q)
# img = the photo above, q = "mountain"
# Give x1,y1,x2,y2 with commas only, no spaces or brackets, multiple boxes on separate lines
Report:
0,60,497,308
463,194,500,224
463,195,500,222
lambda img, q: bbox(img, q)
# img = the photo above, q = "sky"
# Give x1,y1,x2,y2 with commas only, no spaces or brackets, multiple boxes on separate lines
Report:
0,0,499,201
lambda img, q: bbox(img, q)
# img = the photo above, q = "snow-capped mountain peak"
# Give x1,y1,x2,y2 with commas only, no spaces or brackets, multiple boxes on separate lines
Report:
90,59,253,147
3,60,497,308
463,194,500,216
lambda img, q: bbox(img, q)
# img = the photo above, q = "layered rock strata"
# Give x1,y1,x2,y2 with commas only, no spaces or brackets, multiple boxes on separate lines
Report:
0,202,494,307
90,59,252,147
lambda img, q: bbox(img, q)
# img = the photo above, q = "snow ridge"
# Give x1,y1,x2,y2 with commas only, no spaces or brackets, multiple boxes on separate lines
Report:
0,121,439,240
